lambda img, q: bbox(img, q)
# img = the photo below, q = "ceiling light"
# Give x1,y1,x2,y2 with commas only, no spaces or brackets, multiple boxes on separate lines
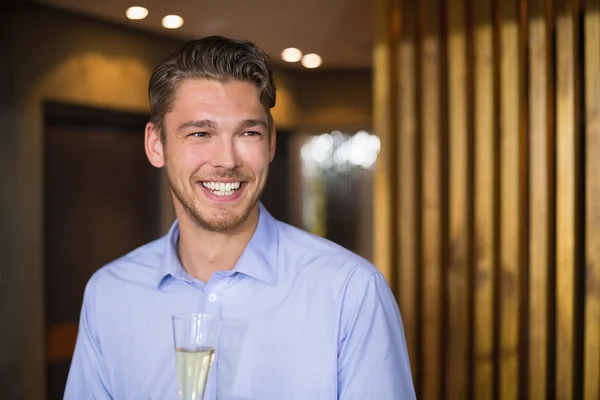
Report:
281,48,303,63
126,6,148,20
162,15,184,29
301,53,322,69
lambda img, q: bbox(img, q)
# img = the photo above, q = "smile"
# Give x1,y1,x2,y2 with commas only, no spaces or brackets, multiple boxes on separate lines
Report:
201,181,242,196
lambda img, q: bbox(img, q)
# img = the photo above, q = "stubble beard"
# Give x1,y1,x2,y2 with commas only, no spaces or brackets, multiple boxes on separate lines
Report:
165,165,267,233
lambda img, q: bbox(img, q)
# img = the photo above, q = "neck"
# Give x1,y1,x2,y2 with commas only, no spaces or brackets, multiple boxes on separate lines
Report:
176,205,259,282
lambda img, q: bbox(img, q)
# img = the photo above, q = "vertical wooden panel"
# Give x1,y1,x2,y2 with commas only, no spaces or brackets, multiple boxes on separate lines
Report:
584,0,600,398
397,0,419,386
498,0,522,398
472,0,496,397
373,0,395,284
555,0,580,396
527,0,552,397
518,1,529,397
446,0,471,398
419,0,443,396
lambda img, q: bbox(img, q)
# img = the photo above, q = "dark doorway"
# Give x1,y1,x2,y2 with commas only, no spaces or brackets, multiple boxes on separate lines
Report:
43,103,161,399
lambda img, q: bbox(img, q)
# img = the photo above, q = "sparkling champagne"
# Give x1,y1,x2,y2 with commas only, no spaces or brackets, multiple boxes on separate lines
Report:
175,346,215,400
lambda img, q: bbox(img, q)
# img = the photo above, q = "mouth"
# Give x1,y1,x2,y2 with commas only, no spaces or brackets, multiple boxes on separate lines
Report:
200,180,244,198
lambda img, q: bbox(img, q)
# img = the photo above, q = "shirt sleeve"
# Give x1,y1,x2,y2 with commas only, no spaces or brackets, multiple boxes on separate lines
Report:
64,276,112,400
337,270,416,400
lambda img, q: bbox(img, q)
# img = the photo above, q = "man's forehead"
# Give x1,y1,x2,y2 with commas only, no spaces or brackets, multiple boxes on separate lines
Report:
165,103,268,128
169,80,260,109
174,78,260,96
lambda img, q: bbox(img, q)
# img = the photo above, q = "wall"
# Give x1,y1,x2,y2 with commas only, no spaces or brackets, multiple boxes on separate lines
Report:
372,0,600,398
0,6,21,398
6,4,189,398
0,2,372,398
296,69,372,133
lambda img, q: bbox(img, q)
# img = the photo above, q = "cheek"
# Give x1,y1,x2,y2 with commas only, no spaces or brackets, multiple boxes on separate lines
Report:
237,142,271,173
171,146,208,172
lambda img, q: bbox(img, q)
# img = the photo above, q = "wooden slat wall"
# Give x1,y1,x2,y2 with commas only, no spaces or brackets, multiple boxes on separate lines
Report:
498,0,522,398
527,0,554,398
397,0,419,386
373,0,600,398
584,1,600,399
472,0,496,397
373,0,395,284
446,0,470,397
555,0,580,397
419,0,444,397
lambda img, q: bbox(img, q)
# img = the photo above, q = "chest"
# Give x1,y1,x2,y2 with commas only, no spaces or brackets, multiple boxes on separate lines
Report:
100,282,340,399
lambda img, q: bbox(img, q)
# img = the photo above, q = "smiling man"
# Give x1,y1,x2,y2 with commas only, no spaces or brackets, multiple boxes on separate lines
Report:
64,36,416,400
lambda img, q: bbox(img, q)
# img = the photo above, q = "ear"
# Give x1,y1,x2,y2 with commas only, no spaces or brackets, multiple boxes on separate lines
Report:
145,122,165,168
268,124,277,163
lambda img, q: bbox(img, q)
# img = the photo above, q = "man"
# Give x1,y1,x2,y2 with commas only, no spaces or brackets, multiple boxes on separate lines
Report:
65,36,415,399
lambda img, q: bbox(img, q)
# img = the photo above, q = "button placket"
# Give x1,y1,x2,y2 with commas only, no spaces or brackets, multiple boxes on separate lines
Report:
208,292,219,302
204,275,229,317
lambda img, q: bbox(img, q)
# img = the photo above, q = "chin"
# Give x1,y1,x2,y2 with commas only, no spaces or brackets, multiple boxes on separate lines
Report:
203,217,245,233
198,207,248,230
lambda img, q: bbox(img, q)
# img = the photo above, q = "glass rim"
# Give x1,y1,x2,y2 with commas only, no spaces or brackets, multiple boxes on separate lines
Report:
171,312,222,322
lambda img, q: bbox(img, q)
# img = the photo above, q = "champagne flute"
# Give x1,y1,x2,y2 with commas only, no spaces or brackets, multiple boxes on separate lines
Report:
172,313,222,400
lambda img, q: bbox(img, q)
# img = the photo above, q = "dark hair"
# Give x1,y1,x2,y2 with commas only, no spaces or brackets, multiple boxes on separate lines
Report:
148,36,277,142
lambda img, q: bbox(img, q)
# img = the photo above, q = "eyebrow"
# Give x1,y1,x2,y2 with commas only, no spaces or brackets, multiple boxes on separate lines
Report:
236,119,268,131
176,118,268,133
176,119,218,132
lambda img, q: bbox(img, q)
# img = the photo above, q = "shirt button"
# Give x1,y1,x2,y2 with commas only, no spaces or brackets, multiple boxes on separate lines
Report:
208,293,218,302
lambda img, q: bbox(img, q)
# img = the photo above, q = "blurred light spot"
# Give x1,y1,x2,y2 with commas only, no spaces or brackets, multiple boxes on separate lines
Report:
126,6,148,20
301,131,381,173
162,15,184,29
301,53,322,68
281,48,303,62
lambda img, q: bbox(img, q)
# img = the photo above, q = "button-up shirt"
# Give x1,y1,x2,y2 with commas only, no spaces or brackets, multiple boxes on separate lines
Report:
64,203,416,399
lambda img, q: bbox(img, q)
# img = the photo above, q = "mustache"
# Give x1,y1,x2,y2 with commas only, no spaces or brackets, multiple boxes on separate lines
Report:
195,169,250,181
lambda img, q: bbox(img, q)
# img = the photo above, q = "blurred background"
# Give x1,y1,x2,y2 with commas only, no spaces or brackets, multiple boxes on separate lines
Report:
0,0,598,399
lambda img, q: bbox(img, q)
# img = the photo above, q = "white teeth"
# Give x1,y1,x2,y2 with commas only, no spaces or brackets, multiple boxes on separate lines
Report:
202,181,242,196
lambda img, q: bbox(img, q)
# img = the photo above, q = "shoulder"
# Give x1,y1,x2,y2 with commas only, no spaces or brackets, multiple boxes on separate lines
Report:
275,220,381,283
272,222,399,337
83,235,166,297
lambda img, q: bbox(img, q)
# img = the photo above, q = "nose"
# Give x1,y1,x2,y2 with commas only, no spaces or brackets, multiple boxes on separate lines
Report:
210,136,240,169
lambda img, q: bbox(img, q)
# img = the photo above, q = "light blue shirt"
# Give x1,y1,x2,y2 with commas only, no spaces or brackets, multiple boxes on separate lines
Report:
65,203,415,399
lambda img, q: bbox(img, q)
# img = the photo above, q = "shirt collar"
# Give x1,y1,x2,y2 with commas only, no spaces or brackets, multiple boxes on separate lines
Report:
231,202,279,285
156,202,279,288
156,221,188,288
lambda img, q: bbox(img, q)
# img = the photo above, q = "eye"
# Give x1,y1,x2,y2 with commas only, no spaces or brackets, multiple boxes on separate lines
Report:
243,131,263,137
189,132,208,138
